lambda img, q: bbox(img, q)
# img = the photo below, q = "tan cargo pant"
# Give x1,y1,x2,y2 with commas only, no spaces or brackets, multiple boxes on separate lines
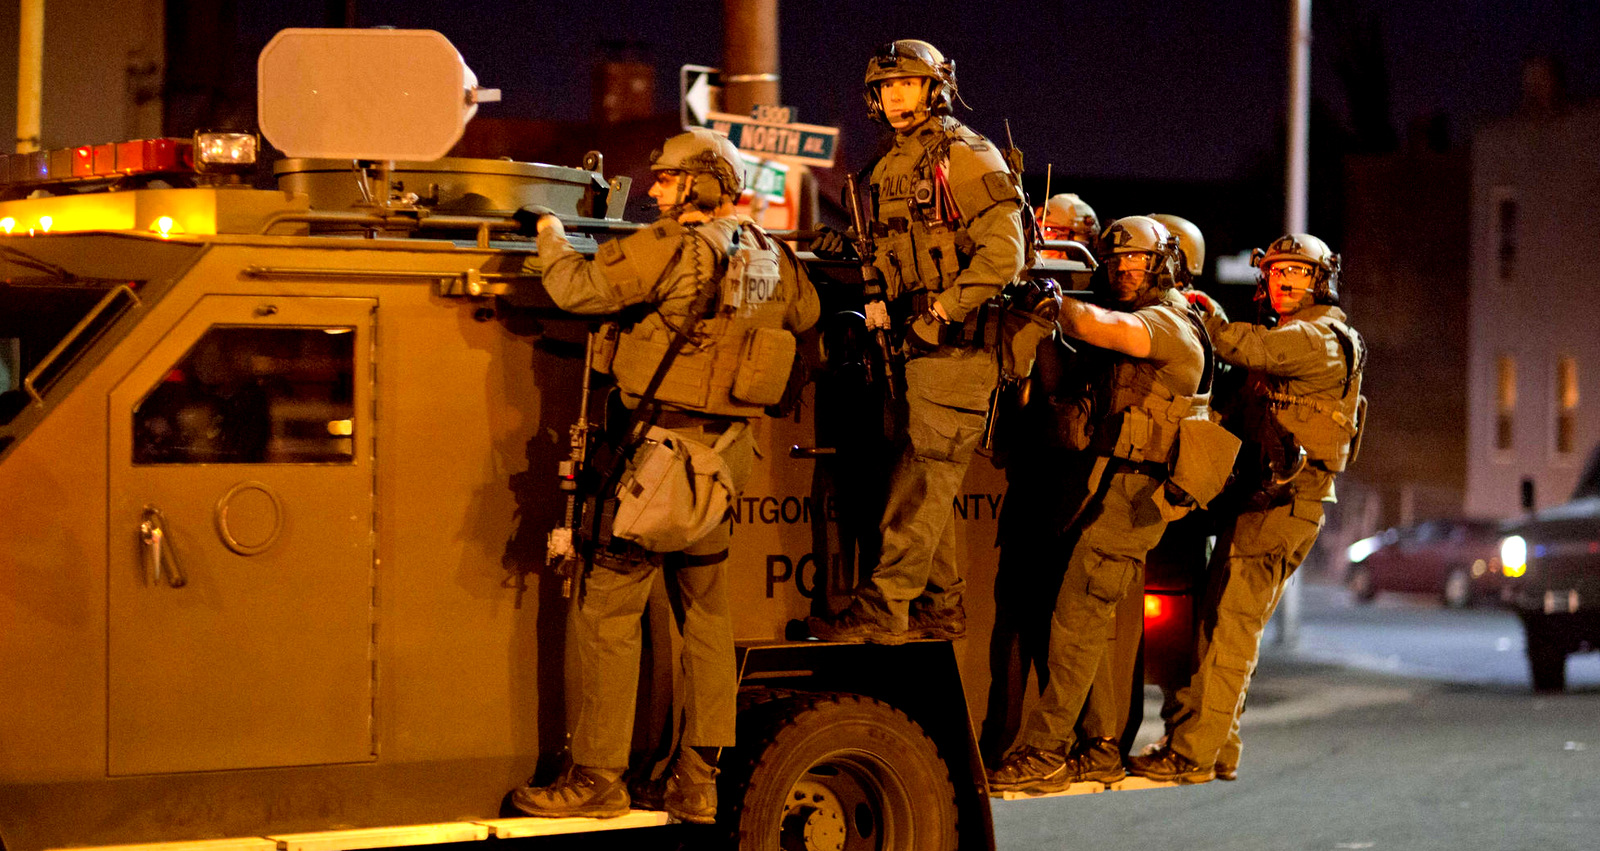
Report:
568,423,753,769
1016,466,1173,751
1169,496,1324,768
861,346,997,631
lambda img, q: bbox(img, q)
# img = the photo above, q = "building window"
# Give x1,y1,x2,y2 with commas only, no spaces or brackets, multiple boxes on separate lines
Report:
1557,356,1579,455
1497,355,1517,451
1495,188,1518,282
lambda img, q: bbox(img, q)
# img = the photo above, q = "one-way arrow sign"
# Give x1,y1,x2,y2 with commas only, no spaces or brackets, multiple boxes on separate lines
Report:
680,65,721,129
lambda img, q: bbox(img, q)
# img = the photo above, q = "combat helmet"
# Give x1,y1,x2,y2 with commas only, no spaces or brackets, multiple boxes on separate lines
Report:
1251,233,1341,307
1097,215,1180,306
649,128,745,213
863,39,958,124
1149,214,1205,287
1041,193,1100,245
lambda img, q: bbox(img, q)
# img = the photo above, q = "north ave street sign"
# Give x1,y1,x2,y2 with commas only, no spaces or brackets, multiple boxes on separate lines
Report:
705,110,838,168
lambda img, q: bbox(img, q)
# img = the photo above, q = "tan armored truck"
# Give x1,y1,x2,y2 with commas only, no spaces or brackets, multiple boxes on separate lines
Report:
0,28,1199,851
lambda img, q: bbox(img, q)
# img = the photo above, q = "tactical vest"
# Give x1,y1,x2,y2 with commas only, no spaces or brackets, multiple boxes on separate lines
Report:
1061,296,1213,467
1260,319,1366,472
606,219,798,417
866,119,1021,300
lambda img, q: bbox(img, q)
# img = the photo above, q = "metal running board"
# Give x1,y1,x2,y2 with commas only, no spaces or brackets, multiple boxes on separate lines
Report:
46,811,673,851
996,775,1180,800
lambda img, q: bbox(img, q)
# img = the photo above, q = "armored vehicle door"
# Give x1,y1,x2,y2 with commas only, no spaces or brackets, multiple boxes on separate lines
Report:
107,295,377,775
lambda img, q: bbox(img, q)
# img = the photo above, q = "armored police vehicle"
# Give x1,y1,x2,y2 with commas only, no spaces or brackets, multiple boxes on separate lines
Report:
0,28,1194,851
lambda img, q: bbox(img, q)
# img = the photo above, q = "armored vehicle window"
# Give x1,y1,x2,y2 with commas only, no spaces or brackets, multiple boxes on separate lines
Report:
0,336,17,393
133,326,356,465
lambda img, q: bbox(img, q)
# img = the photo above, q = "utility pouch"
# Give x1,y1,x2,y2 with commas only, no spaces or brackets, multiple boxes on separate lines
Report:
766,343,809,418
1105,408,1154,463
731,328,797,406
611,423,744,552
1169,416,1243,510
590,321,621,374
1346,395,1368,466
1001,309,1055,382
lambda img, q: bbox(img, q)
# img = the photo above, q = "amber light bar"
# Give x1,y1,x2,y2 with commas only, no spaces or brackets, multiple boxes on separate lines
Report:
0,138,193,190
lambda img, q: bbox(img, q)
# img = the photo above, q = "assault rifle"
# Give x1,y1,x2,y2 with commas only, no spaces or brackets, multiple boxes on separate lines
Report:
842,174,899,399
546,327,597,598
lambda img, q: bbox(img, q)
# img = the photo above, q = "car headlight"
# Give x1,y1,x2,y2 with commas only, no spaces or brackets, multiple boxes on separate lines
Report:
1500,535,1527,578
1347,535,1379,564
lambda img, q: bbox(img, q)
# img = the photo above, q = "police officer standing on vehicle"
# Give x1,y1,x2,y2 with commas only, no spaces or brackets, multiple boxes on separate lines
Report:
1129,233,1365,784
808,39,1026,645
989,216,1236,794
510,128,820,821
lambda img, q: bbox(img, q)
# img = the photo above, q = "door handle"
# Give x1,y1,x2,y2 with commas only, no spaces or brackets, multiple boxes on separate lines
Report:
139,507,187,588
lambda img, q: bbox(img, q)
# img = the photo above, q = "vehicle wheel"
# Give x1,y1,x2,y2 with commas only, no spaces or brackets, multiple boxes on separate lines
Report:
727,692,958,851
1523,615,1568,693
1442,569,1473,609
1348,565,1376,603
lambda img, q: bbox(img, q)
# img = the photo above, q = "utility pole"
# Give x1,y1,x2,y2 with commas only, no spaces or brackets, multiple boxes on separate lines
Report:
17,0,45,153
1286,0,1311,234
721,0,818,229
721,0,779,115
1275,0,1312,648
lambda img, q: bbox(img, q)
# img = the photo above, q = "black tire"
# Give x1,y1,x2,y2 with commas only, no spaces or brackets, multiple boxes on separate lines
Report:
1348,564,1376,603
1442,569,1473,609
1523,615,1568,693
727,692,958,851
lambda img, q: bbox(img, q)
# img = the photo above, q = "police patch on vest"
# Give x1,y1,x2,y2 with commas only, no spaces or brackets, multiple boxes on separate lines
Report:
722,255,782,317
742,258,782,306
880,172,917,203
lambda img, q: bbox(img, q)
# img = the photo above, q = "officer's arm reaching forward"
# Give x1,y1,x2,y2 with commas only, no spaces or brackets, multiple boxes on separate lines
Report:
533,216,666,315
1057,297,1153,358
1204,316,1328,377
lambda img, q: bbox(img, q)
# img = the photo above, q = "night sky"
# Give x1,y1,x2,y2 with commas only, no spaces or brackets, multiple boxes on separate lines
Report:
238,0,1600,182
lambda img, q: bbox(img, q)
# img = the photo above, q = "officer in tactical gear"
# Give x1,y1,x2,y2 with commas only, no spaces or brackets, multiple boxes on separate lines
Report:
807,39,1027,645
1129,214,1246,775
510,128,820,820
1129,233,1365,784
1149,213,1203,289
988,216,1238,794
1039,193,1099,259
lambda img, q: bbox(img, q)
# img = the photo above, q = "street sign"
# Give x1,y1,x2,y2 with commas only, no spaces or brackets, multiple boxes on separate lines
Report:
740,154,789,204
706,110,838,168
680,65,721,129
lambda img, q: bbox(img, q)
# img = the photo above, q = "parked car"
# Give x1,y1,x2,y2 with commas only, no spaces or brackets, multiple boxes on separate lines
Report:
1495,448,1600,691
1345,518,1506,608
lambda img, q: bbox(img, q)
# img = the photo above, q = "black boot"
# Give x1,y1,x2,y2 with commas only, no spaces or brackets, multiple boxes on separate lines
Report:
511,764,631,818
663,748,718,824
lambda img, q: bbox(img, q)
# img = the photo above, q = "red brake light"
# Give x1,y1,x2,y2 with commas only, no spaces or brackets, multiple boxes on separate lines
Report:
1144,594,1165,621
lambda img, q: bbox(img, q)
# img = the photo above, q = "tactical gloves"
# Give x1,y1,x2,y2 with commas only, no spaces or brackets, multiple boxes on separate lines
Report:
513,204,559,237
809,226,859,262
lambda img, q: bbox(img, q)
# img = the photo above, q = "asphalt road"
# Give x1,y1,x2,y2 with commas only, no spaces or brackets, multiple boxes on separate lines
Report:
992,583,1600,851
